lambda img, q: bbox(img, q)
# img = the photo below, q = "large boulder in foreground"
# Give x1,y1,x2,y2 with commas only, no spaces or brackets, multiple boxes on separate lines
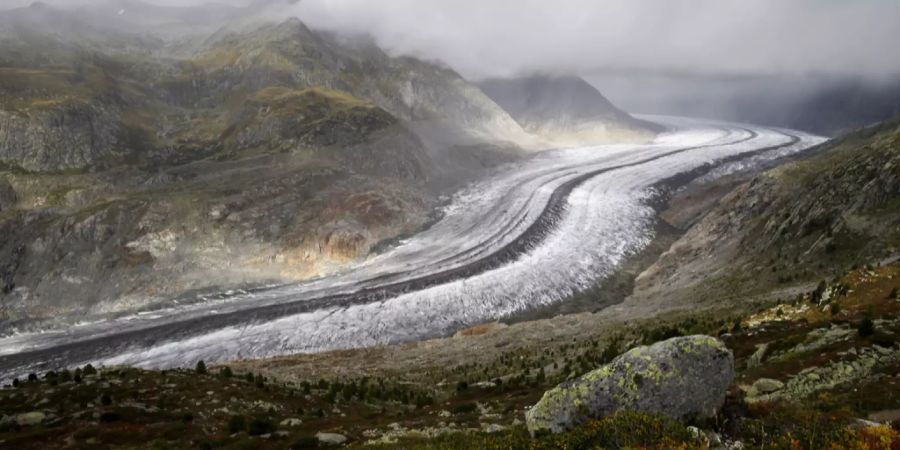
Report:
526,335,734,435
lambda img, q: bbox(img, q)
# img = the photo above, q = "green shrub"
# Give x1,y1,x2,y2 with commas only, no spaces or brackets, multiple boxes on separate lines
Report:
857,317,875,337
737,405,859,449
290,436,319,449
195,360,207,375
247,418,275,436
544,411,692,448
82,364,97,376
99,412,121,423
811,280,828,303
228,415,247,434
642,325,683,345
830,302,841,316
890,287,898,299
395,411,693,449
598,338,622,364
452,402,477,415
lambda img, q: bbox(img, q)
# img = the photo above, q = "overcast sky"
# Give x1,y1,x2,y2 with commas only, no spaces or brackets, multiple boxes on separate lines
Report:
4,0,900,80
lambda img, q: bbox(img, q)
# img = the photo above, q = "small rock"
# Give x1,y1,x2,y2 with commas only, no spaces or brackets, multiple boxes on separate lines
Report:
854,418,882,428
280,418,303,427
708,431,724,448
748,378,784,397
316,432,348,445
16,412,46,426
687,426,709,446
686,425,701,438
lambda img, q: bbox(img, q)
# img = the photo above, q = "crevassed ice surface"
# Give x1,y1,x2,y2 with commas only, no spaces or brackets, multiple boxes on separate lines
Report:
0,117,826,375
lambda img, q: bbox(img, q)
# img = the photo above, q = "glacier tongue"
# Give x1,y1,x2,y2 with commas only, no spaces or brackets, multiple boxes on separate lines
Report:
100,118,825,368
0,117,826,376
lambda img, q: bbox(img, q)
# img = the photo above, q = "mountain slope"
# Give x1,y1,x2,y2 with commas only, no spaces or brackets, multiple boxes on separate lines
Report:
1,4,526,324
628,116,900,312
189,18,537,160
478,75,662,145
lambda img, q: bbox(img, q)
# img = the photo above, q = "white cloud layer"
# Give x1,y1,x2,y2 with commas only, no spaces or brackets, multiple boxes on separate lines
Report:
4,0,900,80
303,0,900,79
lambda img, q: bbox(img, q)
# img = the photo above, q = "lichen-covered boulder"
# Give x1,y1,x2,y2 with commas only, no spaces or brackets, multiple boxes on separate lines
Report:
526,335,734,435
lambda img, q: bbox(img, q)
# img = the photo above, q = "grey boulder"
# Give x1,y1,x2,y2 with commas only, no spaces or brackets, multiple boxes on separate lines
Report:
526,335,734,435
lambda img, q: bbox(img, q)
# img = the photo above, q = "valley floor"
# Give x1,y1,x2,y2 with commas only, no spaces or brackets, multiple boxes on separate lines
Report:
0,118,824,380
1,262,898,449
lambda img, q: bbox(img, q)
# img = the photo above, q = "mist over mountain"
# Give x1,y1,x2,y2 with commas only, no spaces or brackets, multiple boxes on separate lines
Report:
589,72,900,136
7,0,897,134
479,75,661,145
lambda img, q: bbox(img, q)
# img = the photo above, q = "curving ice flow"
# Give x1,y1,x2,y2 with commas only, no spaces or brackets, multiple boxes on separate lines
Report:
0,117,826,378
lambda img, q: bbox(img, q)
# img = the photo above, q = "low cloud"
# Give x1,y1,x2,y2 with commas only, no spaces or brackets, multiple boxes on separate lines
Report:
284,0,900,80
5,0,900,81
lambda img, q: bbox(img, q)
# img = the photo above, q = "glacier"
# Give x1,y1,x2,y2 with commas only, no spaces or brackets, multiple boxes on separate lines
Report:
0,117,826,378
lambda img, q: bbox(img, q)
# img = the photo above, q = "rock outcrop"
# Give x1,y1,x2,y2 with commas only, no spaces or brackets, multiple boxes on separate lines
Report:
526,335,734,435
0,101,124,172
744,339,900,404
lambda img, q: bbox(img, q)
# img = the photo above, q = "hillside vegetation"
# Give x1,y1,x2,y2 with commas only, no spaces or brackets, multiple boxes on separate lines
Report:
1,262,897,449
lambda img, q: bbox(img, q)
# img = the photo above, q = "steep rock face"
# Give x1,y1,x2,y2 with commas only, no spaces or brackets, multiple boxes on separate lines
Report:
226,87,432,182
526,335,734,435
0,101,123,172
479,75,661,145
189,19,534,148
630,117,900,310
